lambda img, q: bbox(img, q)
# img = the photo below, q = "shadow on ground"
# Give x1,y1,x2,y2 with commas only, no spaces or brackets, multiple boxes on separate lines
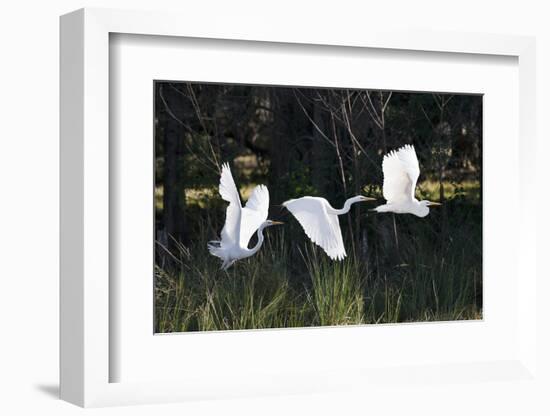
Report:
34,383,59,399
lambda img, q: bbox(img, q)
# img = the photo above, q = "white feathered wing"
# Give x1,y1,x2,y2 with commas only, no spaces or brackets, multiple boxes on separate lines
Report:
217,162,242,249
283,196,346,260
239,184,269,248
381,144,420,204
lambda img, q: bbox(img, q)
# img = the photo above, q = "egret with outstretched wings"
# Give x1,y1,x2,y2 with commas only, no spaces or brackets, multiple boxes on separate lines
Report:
283,195,374,260
373,144,441,217
208,163,283,270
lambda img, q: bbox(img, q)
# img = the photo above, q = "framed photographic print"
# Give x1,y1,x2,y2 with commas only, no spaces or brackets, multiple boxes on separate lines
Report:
60,7,539,408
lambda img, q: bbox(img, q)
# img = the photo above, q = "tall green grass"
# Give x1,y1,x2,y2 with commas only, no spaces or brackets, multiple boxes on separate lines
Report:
156,231,311,332
303,246,364,326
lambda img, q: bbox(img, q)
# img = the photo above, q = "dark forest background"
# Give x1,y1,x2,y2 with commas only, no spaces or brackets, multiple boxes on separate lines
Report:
154,82,482,332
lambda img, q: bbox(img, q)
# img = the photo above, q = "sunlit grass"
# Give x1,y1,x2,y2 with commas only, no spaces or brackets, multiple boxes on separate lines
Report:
154,186,164,211
417,179,480,202
363,179,480,202
156,179,480,212
155,183,259,210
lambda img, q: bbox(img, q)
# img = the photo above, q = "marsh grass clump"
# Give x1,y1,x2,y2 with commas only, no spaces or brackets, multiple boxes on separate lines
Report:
303,246,365,326
155,230,314,332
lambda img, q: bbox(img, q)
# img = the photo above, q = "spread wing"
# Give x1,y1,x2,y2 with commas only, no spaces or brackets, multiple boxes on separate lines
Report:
218,163,242,248
382,144,420,204
283,197,346,260
239,185,269,249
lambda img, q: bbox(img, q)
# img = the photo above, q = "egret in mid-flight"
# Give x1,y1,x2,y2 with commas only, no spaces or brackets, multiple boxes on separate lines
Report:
282,195,375,260
208,163,283,270
373,144,441,217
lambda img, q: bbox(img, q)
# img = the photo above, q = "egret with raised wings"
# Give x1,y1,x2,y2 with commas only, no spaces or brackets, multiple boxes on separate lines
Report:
208,163,283,270
373,144,441,217
282,195,375,261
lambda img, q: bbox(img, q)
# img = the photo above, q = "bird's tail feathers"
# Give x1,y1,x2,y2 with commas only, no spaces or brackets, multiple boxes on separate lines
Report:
207,241,236,270
207,241,224,259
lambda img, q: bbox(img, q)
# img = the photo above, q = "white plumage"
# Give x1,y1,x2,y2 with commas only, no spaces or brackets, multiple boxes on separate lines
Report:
374,144,441,217
283,195,374,261
239,184,270,248
209,163,282,270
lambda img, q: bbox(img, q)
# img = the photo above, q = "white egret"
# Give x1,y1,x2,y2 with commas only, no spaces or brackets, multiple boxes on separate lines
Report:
208,163,283,270
282,195,375,260
373,144,441,217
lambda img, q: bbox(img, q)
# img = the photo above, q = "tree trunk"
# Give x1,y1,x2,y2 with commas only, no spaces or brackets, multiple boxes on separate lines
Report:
161,84,187,249
311,99,329,195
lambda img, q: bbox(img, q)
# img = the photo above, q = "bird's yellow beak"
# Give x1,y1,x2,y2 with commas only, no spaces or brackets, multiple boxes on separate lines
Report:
271,221,285,225
361,196,377,202
428,201,442,206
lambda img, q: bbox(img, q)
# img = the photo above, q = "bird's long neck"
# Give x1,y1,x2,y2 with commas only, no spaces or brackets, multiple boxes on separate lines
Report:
248,223,267,255
329,197,360,215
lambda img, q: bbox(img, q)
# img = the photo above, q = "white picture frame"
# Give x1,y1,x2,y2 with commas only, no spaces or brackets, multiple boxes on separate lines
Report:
60,7,538,408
